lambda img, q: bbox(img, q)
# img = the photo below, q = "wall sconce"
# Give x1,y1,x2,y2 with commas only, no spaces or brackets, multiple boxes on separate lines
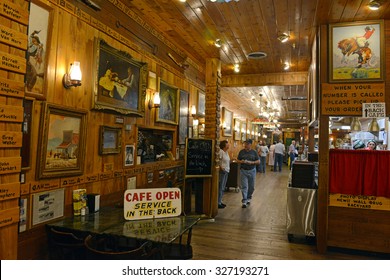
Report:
148,92,160,109
222,122,227,129
191,105,197,117
368,1,381,10
277,33,290,43
283,62,290,70
63,61,82,88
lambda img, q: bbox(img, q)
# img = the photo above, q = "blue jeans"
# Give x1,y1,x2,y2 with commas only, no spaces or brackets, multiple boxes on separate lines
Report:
218,170,229,204
259,156,267,173
274,153,283,172
240,168,256,204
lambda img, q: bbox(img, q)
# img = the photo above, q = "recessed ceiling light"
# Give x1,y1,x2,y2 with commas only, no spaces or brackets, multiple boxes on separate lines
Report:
277,33,290,43
247,52,267,60
368,1,380,10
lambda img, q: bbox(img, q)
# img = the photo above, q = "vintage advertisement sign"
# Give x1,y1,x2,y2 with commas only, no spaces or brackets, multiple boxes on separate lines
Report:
362,103,386,118
124,188,181,220
329,193,390,211
321,83,385,115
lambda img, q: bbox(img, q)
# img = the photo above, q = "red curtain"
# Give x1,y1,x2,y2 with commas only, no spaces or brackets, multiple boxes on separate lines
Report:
329,149,390,198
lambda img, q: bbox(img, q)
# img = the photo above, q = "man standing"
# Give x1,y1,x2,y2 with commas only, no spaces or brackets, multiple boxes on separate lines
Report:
237,139,260,208
218,140,230,209
273,140,285,172
288,140,297,170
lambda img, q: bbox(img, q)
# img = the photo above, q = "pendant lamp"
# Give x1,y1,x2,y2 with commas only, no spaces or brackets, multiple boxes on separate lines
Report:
368,118,380,132
350,117,362,131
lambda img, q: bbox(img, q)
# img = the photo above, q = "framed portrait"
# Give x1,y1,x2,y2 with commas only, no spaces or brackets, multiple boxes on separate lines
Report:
156,79,179,125
21,98,33,169
99,126,122,155
329,20,384,83
241,121,247,142
92,38,148,116
233,118,241,141
124,145,135,166
25,0,53,99
36,103,87,179
197,90,205,117
178,89,189,144
222,107,233,137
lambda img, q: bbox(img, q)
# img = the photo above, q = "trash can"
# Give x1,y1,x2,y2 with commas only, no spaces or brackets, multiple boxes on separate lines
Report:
286,161,317,242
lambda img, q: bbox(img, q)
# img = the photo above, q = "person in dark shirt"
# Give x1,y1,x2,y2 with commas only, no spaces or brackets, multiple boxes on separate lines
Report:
237,139,260,208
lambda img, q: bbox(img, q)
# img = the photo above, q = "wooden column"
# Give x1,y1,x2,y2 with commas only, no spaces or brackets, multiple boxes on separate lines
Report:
203,58,221,218
0,0,29,259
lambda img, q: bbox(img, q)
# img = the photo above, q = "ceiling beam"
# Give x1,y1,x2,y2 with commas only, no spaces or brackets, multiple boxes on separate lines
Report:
221,72,308,87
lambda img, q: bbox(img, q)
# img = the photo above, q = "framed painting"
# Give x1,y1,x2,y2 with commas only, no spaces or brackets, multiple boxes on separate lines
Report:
197,90,206,117
156,79,179,125
36,103,87,179
25,0,53,99
241,121,247,142
99,126,122,155
21,98,33,169
222,107,233,137
178,89,189,144
124,144,135,166
92,38,148,116
329,20,384,82
233,118,241,141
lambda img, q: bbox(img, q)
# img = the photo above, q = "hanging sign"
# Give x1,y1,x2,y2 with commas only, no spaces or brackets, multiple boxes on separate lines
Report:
321,83,385,115
362,103,386,118
124,188,181,220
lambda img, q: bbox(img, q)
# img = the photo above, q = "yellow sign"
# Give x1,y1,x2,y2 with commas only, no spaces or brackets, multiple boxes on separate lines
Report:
321,83,385,115
329,193,390,211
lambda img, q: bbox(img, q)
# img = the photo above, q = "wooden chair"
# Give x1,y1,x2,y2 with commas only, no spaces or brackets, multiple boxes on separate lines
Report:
84,234,159,260
46,227,86,260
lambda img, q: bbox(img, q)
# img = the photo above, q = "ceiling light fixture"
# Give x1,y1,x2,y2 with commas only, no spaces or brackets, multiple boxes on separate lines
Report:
283,62,290,70
214,39,222,48
277,33,290,43
368,1,381,10
234,63,240,73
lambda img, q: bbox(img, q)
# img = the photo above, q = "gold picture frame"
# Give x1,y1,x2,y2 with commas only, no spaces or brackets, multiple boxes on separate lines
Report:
36,103,87,179
99,126,122,155
92,38,148,116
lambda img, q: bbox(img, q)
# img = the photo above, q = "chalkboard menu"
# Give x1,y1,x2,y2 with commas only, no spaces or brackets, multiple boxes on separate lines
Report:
185,138,213,177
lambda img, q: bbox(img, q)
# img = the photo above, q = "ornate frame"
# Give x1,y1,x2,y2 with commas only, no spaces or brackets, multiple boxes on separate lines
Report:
37,103,87,179
92,38,148,116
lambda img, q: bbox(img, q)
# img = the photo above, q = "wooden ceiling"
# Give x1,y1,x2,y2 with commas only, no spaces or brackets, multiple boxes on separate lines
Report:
88,0,390,127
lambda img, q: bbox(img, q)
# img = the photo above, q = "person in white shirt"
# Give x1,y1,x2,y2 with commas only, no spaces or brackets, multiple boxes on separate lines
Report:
273,140,285,172
258,142,269,173
218,140,230,209
268,141,276,171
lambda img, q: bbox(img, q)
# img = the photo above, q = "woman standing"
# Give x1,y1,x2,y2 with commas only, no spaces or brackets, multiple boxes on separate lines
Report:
268,141,276,171
218,140,230,209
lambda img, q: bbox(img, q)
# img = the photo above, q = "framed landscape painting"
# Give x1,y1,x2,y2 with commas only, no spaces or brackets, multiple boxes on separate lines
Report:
92,38,148,116
329,20,384,82
37,103,87,179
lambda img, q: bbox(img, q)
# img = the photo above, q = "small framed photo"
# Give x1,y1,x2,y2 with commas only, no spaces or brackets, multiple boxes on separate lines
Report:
124,145,135,166
99,126,122,155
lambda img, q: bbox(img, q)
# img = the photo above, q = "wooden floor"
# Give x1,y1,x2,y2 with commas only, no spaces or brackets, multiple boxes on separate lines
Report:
191,167,389,260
